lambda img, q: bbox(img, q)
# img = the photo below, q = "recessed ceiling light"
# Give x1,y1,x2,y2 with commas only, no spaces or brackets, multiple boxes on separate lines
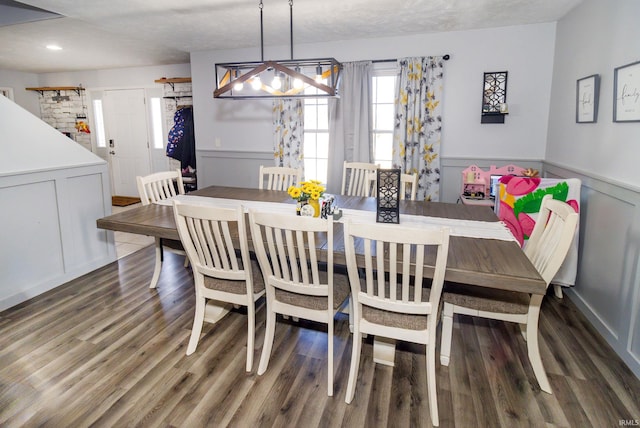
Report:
46,45,62,50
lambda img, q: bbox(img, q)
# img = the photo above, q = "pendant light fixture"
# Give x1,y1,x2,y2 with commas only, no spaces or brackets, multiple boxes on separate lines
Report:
214,0,342,99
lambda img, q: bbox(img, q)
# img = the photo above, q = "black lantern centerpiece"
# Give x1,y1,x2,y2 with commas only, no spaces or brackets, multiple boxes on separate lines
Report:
376,169,401,224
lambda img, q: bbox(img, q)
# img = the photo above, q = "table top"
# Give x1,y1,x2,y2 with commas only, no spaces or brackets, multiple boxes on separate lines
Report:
97,186,545,295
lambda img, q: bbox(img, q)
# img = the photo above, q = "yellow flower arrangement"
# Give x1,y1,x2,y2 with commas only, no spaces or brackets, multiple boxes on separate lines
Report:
287,180,325,202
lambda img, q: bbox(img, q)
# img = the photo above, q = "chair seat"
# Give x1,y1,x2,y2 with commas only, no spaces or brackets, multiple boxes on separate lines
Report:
361,286,431,330
443,282,530,314
274,271,350,311
203,259,265,295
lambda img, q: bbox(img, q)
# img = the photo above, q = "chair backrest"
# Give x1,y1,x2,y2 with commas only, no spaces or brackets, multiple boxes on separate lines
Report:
249,211,334,302
343,221,450,320
259,166,302,191
173,201,252,283
137,169,185,205
364,171,377,198
365,171,417,201
342,161,378,197
524,195,579,286
400,173,418,201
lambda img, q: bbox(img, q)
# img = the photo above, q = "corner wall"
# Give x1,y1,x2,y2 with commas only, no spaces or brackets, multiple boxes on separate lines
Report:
546,0,640,377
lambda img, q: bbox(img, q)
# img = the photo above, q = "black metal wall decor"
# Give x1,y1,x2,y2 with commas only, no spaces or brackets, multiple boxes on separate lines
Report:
481,71,508,124
376,169,401,224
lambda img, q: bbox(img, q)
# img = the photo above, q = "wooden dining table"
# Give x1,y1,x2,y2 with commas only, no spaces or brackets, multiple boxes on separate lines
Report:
97,185,545,365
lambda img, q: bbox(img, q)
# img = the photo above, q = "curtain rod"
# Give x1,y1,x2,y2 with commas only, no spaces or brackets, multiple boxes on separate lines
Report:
372,54,450,63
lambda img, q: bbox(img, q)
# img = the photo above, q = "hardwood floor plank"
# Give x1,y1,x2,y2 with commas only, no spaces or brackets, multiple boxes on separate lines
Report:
388,347,414,427
1,247,639,428
365,362,394,426
458,316,502,427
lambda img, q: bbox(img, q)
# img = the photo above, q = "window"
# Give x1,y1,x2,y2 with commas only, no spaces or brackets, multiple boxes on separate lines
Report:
92,99,106,148
149,97,164,149
303,84,329,184
301,70,397,183
371,73,396,168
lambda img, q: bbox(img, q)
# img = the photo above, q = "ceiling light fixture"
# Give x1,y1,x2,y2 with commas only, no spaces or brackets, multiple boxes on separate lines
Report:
46,44,62,50
213,0,342,99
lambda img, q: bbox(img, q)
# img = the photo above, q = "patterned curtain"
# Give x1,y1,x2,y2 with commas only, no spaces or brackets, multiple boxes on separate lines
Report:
392,57,445,201
273,98,304,172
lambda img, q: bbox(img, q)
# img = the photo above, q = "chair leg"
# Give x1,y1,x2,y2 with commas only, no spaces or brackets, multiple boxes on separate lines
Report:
440,303,454,366
348,296,354,333
149,239,163,289
186,296,206,355
553,284,563,299
520,323,527,341
328,319,334,396
258,307,276,375
526,296,552,394
246,301,255,372
527,324,552,393
345,330,362,404
427,343,440,427
183,257,190,268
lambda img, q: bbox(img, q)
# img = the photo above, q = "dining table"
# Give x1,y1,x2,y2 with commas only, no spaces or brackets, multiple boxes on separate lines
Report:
97,185,546,365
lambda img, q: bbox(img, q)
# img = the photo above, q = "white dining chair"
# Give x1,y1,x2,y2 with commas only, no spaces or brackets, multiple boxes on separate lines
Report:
258,166,302,191
342,161,378,197
439,195,579,394
248,210,350,396
173,202,265,371
343,220,450,427
400,172,418,201
136,169,188,288
365,171,418,201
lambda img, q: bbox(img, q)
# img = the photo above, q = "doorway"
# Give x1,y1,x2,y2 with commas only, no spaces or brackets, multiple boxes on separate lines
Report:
102,89,151,197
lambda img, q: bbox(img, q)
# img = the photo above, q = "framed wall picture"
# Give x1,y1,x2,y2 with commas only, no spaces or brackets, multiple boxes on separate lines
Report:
0,87,14,101
613,60,640,122
576,74,600,123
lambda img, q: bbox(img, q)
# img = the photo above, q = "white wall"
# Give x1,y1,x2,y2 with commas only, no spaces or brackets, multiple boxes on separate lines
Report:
37,63,191,90
0,68,41,117
0,95,114,312
546,0,640,189
191,23,556,161
0,95,103,175
545,0,640,378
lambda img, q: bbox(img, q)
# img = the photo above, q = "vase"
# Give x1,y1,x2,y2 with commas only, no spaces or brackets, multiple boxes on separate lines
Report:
309,199,320,217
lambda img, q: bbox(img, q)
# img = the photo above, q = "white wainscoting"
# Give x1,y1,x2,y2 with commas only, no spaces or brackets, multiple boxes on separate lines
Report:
197,149,275,189
545,162,640,379
0,164,116,311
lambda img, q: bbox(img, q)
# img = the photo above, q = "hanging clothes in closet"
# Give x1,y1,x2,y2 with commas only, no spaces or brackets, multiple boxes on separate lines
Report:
167,106,196,171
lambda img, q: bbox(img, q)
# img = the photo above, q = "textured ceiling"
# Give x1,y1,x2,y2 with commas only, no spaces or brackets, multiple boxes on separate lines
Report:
0,0,582,73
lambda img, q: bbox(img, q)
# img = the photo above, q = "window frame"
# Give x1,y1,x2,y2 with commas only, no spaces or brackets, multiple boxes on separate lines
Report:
371,64,398,169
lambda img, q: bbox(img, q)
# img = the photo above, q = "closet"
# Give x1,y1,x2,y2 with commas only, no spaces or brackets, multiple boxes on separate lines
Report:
155,77,196,191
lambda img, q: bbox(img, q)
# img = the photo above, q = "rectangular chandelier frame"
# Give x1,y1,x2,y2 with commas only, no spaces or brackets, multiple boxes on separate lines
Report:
214,57,341,99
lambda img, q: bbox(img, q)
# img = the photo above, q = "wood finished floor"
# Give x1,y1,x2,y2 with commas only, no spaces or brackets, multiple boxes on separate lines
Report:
1,246,639,427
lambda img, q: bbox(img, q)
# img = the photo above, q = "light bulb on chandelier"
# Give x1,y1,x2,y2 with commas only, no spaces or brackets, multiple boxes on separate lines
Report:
271,73,282,90
251,76,262,90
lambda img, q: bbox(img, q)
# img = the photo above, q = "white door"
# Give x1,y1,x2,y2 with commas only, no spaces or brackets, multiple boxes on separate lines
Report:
103,89,151,197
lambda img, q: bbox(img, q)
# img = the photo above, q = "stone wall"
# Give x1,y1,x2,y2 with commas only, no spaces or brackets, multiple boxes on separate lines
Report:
35,88,92,152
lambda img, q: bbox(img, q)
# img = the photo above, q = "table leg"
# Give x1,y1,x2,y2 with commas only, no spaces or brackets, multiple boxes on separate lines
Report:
373,337,396,367
204,301,232,324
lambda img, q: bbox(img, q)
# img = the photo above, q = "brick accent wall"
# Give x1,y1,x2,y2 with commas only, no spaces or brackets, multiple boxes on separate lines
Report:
36,89,92,152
